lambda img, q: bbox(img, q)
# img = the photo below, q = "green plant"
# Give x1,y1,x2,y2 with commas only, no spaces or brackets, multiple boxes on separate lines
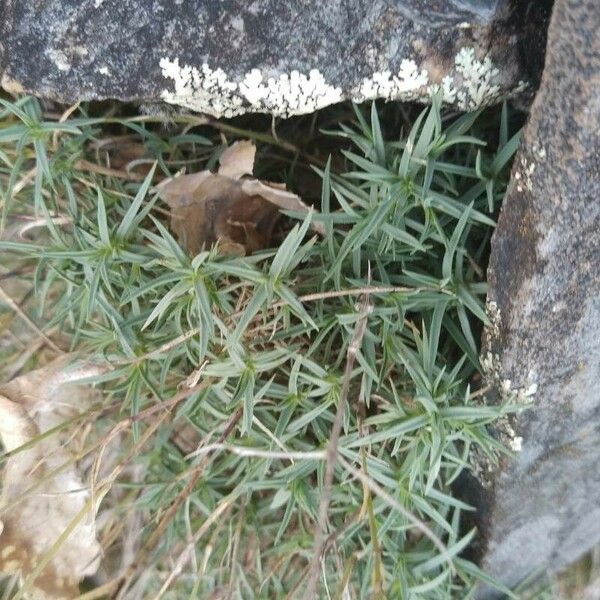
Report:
0,95,521,598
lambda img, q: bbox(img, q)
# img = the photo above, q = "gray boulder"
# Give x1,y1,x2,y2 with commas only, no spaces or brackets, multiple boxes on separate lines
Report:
477,0,600,595
0,0,550,117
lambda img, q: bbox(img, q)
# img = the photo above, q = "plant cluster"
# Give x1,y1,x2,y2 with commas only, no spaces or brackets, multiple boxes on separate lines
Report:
0,95,520,598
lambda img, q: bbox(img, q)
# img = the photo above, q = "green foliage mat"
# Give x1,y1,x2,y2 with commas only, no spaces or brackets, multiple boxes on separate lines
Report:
0,94,522,598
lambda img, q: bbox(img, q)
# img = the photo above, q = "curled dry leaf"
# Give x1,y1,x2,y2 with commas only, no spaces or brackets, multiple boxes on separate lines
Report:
0,357,106,599
217,139,256,180
157,140,324,256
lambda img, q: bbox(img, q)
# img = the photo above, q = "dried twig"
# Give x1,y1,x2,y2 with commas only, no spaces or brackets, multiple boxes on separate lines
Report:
74,159,148,182
52,101,81,150
303,291,373,599
186,443,326,461
357,383,384,597
0,284,64,354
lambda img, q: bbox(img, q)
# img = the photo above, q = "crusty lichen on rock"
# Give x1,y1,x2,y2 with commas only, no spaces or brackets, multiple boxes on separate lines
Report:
453,47,500,109
160,58,343,118
351,59,429,103
159,45,526,118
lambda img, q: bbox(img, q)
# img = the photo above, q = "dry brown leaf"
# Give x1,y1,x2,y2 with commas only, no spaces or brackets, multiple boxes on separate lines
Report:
217,140,256,180
157,140,324,257
0,358,104,599
240,179,325,236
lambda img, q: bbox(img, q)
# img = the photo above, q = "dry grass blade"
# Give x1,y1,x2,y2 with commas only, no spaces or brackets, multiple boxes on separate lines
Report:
0,284,64,354
303,292,373,599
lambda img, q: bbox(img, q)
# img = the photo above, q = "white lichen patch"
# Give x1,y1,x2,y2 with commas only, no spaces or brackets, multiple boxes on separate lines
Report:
512,79,529,97
533,143,547,159
160,58,243,118
429,75,457,104
499,419,523,454
486,299,502,336
468,299,539,482
509,435,523,452
481,301,538,406
48,49,71,72
160,47,519,117
159,58,342,118
238,68,344,115
515,156,535,192
350,48,506,110
482,348,538,406
453,47,500,109
352,59,429,103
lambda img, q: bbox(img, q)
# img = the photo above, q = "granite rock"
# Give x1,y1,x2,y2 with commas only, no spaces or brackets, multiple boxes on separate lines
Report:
0,0,551,117
477,0,600,595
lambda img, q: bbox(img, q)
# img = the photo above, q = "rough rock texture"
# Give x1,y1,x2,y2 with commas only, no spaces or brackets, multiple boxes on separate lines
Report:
477,0,600,595
0,0,551,117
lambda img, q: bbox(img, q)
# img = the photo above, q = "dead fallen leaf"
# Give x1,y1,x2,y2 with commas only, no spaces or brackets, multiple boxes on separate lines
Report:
0,358,104,599
217,139,256,180
157,140,324,256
